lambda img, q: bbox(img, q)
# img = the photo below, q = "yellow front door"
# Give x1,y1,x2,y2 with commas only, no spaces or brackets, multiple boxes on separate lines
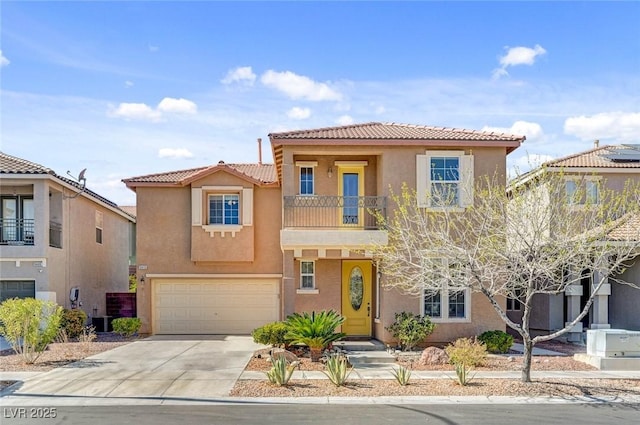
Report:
341,260,372,336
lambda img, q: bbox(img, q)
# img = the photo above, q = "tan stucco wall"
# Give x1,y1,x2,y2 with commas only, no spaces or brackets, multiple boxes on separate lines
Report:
0,177,132,317
134,172,282,333
279,144,511,343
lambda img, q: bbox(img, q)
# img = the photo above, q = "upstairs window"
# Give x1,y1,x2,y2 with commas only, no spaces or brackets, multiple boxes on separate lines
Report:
95,211,103,244
417,151,474,209
566,178,600,206
209,194,239,225
300,167,314,195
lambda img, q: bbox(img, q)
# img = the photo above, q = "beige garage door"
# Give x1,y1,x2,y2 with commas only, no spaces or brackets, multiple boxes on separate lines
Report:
152,279,279,334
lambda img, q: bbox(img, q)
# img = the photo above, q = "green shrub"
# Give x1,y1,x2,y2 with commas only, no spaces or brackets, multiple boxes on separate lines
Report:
322,353,352,386
478,330,514,354
445,337,487,368
0,298,63,364
252,322,290,347
285,310,346,362
112,317,141,338
60,308,87,340
385,311,435,351
265,356,298,386
128,275,137,293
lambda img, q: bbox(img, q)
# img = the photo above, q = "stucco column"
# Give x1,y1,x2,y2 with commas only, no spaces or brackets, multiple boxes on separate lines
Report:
591,271,611,329
282,250,296,318
565,284,583,342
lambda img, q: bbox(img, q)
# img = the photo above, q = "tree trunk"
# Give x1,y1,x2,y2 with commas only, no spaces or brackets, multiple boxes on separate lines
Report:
521,339,533,383
310,347,323,362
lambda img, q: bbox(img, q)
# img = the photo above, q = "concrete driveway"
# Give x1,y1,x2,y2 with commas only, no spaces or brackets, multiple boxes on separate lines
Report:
5,335,264,402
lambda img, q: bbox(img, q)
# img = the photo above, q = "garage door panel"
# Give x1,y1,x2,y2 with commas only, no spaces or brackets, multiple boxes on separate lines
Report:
153,279,279,334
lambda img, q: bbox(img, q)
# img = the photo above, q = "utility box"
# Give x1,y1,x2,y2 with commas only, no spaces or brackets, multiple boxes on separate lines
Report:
587,329,640,357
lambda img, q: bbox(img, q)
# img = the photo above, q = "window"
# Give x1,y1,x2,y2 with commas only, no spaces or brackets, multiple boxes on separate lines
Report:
209,194,239,225
300,261,315,289
506,289,523,311
300,167,314,195
421,258,470,321
416,151,474,209
431,157,460,206
566,178,600,205
95,211,103,244
1,195,34,245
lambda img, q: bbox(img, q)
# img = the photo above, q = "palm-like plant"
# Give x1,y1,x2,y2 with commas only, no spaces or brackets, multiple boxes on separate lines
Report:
285,310,346,362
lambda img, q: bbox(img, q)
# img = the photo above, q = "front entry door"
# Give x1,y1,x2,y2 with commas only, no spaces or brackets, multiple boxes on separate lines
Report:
341,260,372,336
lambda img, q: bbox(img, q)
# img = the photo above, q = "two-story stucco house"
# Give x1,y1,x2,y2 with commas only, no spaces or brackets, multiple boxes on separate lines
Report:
507,143,640,340
0,152,136,318
125,122,524,343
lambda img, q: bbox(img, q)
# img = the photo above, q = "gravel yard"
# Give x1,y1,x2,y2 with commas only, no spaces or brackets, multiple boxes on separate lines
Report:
233,341,640,398
2,336,639,399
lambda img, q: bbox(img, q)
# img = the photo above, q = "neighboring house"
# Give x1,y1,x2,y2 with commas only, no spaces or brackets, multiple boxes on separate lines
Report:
0,152,136,319
125,122,524,343
506,144,640,340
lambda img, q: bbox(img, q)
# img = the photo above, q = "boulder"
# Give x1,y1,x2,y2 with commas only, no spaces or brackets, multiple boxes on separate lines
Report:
420,346,449,365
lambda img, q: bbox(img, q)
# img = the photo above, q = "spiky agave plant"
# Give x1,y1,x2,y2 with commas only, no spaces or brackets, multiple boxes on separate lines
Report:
285,310,346,362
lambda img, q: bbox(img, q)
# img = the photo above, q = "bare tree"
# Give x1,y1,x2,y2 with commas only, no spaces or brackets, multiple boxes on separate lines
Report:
371,170,640,382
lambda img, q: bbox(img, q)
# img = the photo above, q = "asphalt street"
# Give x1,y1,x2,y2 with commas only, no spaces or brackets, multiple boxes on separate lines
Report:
2,403,639,425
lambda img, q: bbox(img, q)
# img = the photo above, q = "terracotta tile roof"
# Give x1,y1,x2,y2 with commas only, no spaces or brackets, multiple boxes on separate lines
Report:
119,205,137,217
269,122,525,142
0,152,134,221
123,166,210,184
0,151,54,175
123,162,278,186
606,213,640,242
544,145,640,169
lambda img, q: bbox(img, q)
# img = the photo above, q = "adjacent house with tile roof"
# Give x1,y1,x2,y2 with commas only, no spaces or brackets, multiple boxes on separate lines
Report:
124,122,524,342
507,143,640,340
0,152,136,319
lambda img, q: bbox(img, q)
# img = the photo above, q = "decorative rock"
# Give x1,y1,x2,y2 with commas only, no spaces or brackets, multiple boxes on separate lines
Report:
507,356,515,362
420,346,450,365
269,348,299,364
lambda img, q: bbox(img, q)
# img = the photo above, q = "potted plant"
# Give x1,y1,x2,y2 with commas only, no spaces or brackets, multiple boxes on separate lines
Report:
285,310,346,362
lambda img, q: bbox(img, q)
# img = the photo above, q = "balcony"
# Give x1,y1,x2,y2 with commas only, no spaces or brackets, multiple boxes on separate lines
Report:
49,221,62,248
0,219,35,246
282,196,388,250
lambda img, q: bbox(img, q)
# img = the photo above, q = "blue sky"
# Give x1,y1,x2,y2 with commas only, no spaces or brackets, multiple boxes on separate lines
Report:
2,1,639,205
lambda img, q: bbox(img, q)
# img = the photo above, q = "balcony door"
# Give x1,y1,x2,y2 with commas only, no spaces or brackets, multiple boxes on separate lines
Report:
1,196,34,244
338,166,364,227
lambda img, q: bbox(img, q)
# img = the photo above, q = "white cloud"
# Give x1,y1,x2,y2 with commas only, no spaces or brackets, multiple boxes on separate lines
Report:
0,50,10,67
221,66,256,85
374,105,386,115
157,97,198,114
336,115,354,125
124,80,134,88
482,120,544,142
564,112,640,142
493,44,546,79
508,153,555,178
287,107,311,120
261,70,343,101
148,45,160,53
108,102,161,122
158,148,194,159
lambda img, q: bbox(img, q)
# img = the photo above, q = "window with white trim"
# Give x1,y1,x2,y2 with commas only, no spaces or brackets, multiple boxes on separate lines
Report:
208,194,239,225
300,167,314,195
300,261,315,289
421,258,470,321
417,151,474,209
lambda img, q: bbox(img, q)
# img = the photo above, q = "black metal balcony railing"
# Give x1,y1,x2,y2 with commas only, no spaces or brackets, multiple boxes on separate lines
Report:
49,221,62,248
0,218,35,245
283,196,387,229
